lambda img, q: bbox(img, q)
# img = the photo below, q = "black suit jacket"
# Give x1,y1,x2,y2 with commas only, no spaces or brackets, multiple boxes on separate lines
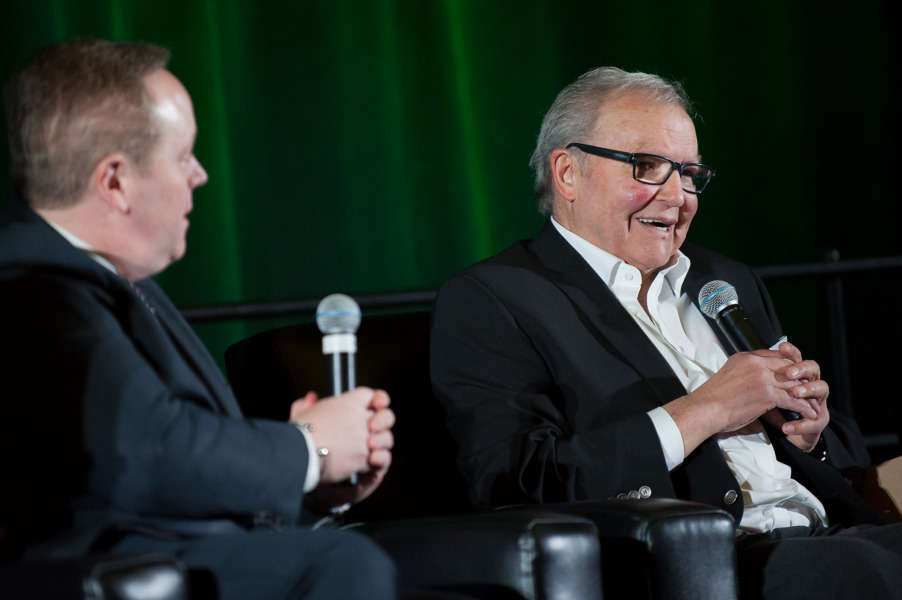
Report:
431,220,880,526
0,200,310,558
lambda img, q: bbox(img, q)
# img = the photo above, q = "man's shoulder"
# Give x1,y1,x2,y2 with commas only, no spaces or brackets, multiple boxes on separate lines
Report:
447,220,568,281
443,235,552,293
0,199,58,266
468,237,539,270
0,200,101,279
0,208,118,314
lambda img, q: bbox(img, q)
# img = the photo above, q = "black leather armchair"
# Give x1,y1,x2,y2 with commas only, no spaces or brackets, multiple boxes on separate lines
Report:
0,554,188,600
533,498,736,599
355,510,603,600
225,309,738,600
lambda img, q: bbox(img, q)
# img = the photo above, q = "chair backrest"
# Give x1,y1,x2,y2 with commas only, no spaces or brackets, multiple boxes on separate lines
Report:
224,310,470,520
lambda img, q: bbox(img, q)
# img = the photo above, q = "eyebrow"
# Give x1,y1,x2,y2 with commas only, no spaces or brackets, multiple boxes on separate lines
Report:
630,147,703,163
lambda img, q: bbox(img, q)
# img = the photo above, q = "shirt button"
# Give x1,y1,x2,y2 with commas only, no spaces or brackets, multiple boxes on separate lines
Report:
629,307,637,315
628,490,641,500
617,493,628,500
724,489,738,505
639,486,652,498
625,273,634,281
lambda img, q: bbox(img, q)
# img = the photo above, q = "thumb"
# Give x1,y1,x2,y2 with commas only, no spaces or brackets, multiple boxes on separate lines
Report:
289,391,319,421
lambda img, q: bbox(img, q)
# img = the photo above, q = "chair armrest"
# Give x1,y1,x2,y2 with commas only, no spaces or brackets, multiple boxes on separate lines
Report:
530,498,738,600
0,554,187,600
347,508,603,600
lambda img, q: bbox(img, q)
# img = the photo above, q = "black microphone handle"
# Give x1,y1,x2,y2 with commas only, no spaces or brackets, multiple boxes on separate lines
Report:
716,304,766,352
326,352,356,397
716,305,802,421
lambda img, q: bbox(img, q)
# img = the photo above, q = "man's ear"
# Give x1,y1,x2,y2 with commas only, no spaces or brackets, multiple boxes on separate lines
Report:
93,154,131,214
550,148,578,203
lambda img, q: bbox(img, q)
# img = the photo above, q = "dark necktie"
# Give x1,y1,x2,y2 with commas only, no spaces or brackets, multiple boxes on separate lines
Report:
131,283,157,318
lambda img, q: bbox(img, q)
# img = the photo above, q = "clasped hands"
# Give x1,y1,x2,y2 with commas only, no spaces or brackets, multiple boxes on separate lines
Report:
760,341,830,452
712,341,829,451
672,342,830,456
288,387,395,508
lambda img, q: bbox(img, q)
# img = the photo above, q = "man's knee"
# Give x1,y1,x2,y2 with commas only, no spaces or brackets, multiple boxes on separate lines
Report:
757,536,902,600
297,529,397,599
319,529,395,579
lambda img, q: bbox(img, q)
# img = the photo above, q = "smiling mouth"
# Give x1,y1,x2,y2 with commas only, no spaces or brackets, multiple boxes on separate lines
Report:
638,218,672,232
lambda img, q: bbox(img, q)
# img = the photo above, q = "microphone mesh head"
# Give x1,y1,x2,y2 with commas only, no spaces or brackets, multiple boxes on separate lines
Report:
315,293,361,334
698,280,739,319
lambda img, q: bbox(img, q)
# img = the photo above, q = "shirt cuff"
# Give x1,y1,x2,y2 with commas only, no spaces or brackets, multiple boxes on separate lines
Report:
647,406,685,471
295,426,321,492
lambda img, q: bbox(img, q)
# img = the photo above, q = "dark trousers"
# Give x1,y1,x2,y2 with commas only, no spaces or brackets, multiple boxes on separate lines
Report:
112,526,397,600
737,522,902,599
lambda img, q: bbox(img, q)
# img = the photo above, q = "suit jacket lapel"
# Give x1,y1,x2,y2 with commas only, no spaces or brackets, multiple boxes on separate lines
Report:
529,221,689,406
137,278,243,417
528,223,744,520
4,201,241,417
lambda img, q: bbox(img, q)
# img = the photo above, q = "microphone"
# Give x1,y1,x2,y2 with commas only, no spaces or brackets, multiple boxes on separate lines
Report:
698,280,801,421
316,293,362,485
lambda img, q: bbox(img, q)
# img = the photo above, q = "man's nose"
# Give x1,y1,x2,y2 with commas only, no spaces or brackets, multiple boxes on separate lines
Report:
658,171,686,206
191,157,209,189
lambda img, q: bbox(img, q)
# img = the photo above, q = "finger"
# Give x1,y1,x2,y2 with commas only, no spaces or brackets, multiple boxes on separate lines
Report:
790,380,829,403
777,341,802,363
356,461,390,484
773,367,801,385
368,448,393,469
288,391,319,419
368,408,396,432
369,389,391,410
368,430,395,452
758,354,795,370
351,386,375,403
329,386,374,405
789,361,821,382
777,394,819,421
761,407,793,430
781,418,824,436
779,362,822,387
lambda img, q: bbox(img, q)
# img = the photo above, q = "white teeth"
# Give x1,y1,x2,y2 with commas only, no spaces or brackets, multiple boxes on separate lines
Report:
638,218,669,230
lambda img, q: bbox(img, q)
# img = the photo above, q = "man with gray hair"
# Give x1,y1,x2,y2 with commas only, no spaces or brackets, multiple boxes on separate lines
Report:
0,38,397,599
431,66,902,598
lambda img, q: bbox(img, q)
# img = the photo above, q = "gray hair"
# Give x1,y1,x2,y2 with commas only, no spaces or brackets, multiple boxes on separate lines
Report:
529,67,693,215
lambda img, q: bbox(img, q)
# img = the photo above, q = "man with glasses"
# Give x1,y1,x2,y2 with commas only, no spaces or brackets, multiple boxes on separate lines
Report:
430,67,902,598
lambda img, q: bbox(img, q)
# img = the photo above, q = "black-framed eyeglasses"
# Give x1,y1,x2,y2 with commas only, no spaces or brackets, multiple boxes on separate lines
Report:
566,142,715,194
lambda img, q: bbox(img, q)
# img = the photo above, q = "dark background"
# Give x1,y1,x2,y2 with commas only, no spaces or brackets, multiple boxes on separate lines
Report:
2,0,899,456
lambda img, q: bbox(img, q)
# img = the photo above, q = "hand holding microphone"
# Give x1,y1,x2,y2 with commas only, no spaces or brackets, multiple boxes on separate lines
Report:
315,293,362,484
289,293,394,503
698,280,802,422
290,387,381,485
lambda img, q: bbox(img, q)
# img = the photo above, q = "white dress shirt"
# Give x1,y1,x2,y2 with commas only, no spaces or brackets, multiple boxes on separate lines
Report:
551,218,827,534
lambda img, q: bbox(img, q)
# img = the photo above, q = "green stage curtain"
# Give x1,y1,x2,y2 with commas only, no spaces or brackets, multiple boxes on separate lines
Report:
1,0,898,383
